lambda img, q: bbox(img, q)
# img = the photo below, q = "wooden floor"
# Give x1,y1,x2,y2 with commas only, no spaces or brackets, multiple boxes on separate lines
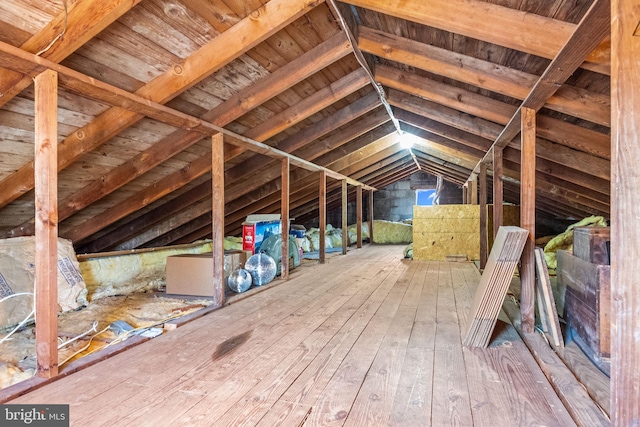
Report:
10,245,592,426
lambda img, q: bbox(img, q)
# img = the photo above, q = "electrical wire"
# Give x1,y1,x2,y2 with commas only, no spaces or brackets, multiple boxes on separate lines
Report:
59,324,110,367
0,292,35,345
0,292,34,304
35,0,67,56
57,321,98,350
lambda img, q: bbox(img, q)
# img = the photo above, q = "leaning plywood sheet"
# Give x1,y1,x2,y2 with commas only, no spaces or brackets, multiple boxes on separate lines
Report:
463,226,529,348
413,205,479,260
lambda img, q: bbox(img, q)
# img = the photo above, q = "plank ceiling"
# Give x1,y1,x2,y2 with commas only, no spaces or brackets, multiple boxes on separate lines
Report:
0,0,610,253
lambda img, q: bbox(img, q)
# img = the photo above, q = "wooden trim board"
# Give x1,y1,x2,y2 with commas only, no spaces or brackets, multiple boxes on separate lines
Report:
534,247,563,348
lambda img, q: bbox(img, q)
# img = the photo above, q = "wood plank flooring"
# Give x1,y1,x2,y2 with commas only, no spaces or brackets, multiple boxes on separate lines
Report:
9,245,595,426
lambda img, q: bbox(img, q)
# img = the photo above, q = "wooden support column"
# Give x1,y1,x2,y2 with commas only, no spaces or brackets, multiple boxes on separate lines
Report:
211,133,224,307
520,107,536,333
611,0,640,423
341,179,348,255
368,189,374,244
34,69,58,378
462,183,468,204
470,174,478,205
281,158,290,279
479,162,488,269
356,185,363,248
493,147,504,239
319,170,327,264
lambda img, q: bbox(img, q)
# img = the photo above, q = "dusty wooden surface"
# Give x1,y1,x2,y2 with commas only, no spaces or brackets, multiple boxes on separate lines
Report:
9,245,601,426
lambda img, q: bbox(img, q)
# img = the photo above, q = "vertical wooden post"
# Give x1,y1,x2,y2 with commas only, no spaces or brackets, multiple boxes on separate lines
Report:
611,1,640,423
470,174,478,205
211,133,225,307
319,170,327,264
368,189,374,244
281,158,290,279
35,69,59,378
479,162,488,269
356,185,363,248
493,147,504,239
341,179,348,255
520,107,536,333
462,183,468,204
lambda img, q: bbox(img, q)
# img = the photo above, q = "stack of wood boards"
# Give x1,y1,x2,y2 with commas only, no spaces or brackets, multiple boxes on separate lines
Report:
464,226,529,347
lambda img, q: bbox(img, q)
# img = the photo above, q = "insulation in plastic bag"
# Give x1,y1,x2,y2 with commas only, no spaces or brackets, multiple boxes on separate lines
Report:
224,236,243,251
0,237,88,329
372,220,413,244
404,243,414,259
327,229,343,248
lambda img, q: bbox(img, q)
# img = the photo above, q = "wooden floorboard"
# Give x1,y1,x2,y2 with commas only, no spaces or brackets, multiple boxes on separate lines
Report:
8,245,600,426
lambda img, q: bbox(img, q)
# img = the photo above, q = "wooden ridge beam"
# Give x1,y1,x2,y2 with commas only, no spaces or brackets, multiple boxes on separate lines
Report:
340,0,609,74
359,26,610,126
469,0,611,177
326,0,402,134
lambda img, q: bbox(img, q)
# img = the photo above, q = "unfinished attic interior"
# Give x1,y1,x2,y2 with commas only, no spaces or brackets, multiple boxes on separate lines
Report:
0,0,638,424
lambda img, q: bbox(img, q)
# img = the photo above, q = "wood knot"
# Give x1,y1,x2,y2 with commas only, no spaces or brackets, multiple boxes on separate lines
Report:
250,9,261,20
174,65,183,75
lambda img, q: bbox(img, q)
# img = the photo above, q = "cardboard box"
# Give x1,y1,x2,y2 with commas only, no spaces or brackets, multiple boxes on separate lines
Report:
165,250,249,296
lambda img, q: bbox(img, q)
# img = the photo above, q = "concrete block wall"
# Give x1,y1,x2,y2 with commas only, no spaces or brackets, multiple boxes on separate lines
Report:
373,179,415,222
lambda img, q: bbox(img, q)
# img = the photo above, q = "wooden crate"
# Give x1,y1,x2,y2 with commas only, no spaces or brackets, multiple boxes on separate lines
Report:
573,226,610,265
557,250,610,364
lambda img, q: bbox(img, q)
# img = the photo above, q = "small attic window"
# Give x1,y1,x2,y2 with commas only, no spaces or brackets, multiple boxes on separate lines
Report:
416,189,436,206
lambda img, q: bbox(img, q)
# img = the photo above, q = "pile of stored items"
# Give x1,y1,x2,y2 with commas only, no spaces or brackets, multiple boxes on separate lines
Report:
298,220,412,253
0,234,281,390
